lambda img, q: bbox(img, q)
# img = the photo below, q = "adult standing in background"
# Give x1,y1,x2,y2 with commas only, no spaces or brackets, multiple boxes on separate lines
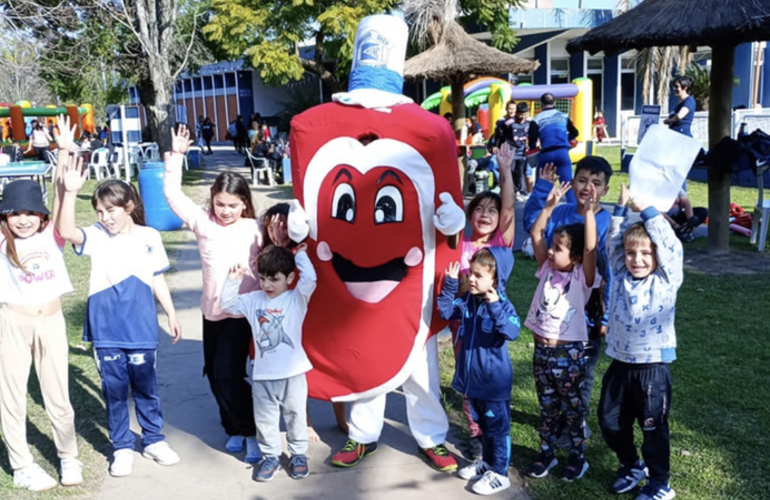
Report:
664,75,696,138
528,93,579,203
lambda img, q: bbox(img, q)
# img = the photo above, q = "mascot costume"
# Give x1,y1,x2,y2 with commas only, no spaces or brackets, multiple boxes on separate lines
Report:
288,14,466,471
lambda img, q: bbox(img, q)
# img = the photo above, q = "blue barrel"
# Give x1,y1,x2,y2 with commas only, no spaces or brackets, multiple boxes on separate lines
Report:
187,149,200,169
138,162,184,231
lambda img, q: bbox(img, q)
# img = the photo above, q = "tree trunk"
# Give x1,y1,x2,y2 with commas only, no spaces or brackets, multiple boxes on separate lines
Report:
450,79,466,140
707,44,734,255
135,0,177,155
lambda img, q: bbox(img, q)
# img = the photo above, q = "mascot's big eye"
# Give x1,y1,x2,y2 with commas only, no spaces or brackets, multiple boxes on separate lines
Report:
332,183,356,223
374,185,403,224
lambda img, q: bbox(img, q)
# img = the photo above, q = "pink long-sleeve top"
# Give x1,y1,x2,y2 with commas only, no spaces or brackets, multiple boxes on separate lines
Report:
164,154,264,321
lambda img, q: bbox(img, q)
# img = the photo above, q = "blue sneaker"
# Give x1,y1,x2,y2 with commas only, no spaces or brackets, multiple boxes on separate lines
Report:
244,436,261,464
612,460,649,494
255,456,282,482
635,480,676,500
288,454,309,479
225,435,245,453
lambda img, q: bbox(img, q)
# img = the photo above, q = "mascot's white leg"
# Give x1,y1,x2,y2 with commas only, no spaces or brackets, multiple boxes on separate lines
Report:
348,394,387,444
403,335,449,448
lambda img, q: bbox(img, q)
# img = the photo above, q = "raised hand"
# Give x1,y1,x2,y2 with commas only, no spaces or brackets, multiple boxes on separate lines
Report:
484,286,499,303
267,213,290,248
228,263,247,280
538,163,558,183
496,142,514,169
170,124,193,155
545,181,572,210
445,261,460,280
55,114,78,152
618,183,630,207
583,182,597,212
58,150,87,193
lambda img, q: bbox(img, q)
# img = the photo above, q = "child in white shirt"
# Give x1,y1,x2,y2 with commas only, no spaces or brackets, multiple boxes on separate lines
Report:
220,242,316,482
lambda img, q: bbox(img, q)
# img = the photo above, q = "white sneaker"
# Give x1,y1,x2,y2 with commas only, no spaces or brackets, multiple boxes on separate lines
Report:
60,458,83,486
110,449,134,477
13,463,58,491
458,460,489,480
142,441,180,466
471,470,511,496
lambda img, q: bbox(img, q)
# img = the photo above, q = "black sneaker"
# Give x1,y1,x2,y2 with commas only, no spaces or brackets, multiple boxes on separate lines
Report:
288,454,309,479
612,460,648,494
528,452,558,478
561,455,589,482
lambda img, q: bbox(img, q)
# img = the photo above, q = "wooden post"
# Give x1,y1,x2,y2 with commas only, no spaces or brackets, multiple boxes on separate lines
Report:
707,44,735,255
451,78,468,192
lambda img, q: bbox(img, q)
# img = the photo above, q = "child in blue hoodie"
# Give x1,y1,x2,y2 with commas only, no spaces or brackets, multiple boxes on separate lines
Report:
438,246,520,496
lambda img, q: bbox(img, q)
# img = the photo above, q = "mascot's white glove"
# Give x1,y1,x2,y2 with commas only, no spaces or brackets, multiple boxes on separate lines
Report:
288,199,310,243
433,192,466,235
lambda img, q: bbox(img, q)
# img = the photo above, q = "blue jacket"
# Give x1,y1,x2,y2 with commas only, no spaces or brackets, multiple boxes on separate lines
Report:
523,177,612,327
437,247,521,401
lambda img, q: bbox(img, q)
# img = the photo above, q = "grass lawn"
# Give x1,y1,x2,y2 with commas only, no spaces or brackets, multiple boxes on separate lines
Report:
438,254,770,499
0,167,205,499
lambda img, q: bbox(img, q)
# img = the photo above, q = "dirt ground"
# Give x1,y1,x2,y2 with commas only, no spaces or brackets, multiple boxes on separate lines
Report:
683,248,770,275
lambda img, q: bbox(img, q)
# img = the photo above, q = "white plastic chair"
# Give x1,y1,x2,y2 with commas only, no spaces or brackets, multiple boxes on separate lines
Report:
89,148,112,180
246,149,273,187
142,143,160,162
750,160,770,251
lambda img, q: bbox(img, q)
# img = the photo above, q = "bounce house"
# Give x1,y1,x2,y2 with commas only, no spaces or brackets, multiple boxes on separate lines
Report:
421,77,593,162
0,101,94,146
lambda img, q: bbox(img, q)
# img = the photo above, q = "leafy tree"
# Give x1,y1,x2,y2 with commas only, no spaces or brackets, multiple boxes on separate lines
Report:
204,0,524,93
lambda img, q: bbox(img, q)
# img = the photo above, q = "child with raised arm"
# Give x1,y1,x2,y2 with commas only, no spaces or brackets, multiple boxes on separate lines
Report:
438,247,520,496
525,180,600,481
598,185,683,500
220,235,317,482
523,158,613,444
0,118,82,491
164,124,263,462
56,153,182,478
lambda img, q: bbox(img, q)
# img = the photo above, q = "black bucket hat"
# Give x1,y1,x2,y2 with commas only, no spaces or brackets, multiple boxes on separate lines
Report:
0,180,50,216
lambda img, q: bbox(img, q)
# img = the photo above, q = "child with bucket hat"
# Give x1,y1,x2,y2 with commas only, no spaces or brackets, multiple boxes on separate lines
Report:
0,178,82,491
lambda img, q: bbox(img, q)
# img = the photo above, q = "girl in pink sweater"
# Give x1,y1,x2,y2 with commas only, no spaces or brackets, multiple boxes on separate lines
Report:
164,125,265,463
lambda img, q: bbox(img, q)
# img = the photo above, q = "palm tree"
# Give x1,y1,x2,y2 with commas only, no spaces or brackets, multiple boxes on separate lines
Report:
616,1,691,106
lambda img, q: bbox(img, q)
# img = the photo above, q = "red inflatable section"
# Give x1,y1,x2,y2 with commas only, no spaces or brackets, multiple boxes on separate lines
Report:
291,102,462,401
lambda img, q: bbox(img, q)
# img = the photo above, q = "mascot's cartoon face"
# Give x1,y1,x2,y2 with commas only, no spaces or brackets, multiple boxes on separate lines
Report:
291,103,460,401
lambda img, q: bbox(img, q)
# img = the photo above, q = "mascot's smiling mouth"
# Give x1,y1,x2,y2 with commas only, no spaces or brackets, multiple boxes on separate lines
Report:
322,246,423,304
332,253,405,304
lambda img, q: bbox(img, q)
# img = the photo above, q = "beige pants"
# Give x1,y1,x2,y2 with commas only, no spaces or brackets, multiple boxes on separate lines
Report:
0,306,78,470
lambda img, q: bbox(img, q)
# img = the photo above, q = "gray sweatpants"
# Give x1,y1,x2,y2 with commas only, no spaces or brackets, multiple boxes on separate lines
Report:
252,374,308,457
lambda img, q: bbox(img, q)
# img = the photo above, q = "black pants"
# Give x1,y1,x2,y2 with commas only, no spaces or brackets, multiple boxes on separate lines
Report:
203,136,213,153
511,158,526,193
34,146,48,162
202,316,256,437
598,360,672,484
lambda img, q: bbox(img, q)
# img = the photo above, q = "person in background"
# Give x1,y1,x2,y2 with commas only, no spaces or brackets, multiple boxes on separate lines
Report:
528,93,580,203
664,76,696,138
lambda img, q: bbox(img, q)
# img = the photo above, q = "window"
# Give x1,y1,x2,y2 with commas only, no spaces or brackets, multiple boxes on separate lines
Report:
587,59,603,71
513,73,533,85
214,74,224,89
184,80,192,93
550,58,569,84
193,78,202,91
225,73,236,88
621,72,636,110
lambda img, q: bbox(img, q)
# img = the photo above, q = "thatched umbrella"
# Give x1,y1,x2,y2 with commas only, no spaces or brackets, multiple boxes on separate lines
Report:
403,3,539,138
567,0,770,255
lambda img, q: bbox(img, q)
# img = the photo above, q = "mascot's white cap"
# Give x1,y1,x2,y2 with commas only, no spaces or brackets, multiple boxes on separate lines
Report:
348,14,409,94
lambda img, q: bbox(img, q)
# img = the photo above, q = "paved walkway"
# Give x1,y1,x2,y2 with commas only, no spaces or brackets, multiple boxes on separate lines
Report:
95,145,531,500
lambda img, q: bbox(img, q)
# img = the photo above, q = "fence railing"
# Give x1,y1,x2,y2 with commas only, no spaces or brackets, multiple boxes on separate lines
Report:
620,108,770,153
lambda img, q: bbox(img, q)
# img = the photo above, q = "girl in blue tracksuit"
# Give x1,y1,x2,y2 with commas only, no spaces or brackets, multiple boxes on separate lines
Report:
438,246,520,496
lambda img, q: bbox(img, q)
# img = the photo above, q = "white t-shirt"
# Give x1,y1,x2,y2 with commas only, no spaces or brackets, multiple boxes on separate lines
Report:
220,252,317,380
0,224,73,305
525,261,599,342
75,223,169,348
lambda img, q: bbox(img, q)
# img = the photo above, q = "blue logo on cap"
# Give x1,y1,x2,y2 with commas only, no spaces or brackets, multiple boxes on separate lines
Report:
356,29,390,68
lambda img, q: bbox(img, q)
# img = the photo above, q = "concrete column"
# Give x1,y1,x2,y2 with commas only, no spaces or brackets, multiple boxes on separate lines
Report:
570,51,586,81
603,54,620,137
732,42,753,108
534,44,549,85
